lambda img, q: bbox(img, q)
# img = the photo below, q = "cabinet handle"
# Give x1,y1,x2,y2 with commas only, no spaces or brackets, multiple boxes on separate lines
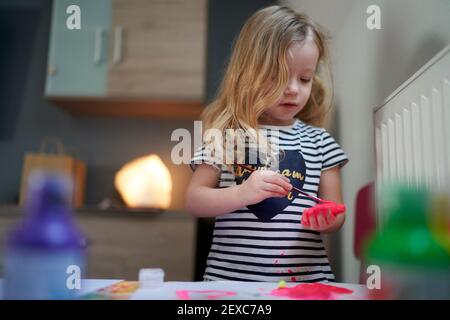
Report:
93,27,104,65
113,26,124,65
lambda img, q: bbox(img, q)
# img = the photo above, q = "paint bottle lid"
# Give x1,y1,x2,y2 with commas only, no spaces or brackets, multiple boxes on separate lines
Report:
7,170,86,250
139,268,165,289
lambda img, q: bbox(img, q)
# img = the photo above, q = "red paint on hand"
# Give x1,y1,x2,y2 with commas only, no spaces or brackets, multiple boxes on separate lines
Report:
270,283,353,300
301,202,346,228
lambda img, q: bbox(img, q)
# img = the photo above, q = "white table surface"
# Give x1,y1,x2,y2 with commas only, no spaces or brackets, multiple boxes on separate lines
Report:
84,280,368,300
0,279,122,300
0,279,369,300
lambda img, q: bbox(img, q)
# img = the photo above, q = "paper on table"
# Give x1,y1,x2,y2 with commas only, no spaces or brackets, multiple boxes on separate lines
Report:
130,281,369,300
0,280,367,300
78,279,123,296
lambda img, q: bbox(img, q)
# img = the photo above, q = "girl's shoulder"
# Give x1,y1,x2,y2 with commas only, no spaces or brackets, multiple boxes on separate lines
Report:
296,120,327,140
297,121,344,152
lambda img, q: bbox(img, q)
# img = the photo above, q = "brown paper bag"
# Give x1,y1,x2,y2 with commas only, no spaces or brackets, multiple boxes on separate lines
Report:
19,137,86,208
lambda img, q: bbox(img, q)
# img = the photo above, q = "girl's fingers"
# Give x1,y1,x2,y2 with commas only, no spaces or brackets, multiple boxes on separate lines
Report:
321,208,332,225
263,184,287,195
301,211,310,227
303,207,331,230
270,192,287,198
331,203,346,216
261,172,290,183
316,212,328,229
326,210,334,224
301,203,345,231
262,175,292,192
276,178,292,192
309,213,318,229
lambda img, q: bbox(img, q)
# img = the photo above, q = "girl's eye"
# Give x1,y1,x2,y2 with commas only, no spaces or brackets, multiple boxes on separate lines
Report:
300,78,312,83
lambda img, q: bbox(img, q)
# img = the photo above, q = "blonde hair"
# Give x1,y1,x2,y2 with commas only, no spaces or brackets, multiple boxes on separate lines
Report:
201,5,333,169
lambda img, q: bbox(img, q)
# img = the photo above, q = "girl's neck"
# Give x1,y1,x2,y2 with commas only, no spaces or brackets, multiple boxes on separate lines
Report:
258,118,297,127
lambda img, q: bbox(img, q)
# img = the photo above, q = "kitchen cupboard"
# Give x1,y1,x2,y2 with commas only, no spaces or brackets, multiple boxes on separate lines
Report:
45,0,207,118
45,0,111,96
107,0,206,100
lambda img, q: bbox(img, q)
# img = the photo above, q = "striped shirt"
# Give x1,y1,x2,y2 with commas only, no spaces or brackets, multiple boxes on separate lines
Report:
190,119,348,282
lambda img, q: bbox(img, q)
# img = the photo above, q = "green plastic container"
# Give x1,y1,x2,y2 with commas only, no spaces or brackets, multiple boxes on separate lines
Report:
365,184,450,299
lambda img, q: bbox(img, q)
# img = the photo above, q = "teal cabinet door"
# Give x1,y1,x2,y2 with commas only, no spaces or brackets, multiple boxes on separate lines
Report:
45,0,111,97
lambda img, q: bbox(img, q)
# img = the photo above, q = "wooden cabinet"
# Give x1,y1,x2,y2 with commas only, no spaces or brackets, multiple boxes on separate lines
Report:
107,0,206,100
79,211,197,281
0,207,197,281
45,0,207,118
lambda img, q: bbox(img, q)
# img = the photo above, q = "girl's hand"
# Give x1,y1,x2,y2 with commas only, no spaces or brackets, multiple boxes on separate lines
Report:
239,169,292,206
301,203,346,231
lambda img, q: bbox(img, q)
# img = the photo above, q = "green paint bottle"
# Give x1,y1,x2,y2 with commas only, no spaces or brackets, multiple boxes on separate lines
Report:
365,184,450,299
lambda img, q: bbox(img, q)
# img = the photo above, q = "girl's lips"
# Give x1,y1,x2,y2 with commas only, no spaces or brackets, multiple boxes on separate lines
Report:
280,103,298,108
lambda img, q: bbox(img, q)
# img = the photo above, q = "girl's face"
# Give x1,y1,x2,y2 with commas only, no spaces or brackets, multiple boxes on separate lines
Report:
260,39,319,126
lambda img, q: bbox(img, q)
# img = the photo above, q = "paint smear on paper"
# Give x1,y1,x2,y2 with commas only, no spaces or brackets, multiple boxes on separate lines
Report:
270,283,353,300
81,281,140,300
176,290,237,300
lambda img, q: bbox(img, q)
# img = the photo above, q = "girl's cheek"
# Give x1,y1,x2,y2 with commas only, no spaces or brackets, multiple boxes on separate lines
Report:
304,85,313,97
300,86,312,100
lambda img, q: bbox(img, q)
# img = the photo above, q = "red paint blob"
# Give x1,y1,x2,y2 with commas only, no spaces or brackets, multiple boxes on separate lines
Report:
270,283,353,300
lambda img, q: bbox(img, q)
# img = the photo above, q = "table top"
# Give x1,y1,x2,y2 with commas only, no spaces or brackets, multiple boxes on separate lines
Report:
0,279,369,300
83,279,369,300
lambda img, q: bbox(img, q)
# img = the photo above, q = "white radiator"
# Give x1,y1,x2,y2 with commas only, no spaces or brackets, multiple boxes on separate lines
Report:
374,45,450,220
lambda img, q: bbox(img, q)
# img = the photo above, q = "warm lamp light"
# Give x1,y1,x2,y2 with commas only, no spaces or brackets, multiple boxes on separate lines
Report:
114,154,172,209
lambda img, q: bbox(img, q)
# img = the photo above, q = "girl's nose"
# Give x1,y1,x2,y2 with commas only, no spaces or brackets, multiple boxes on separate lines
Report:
284,79,299,96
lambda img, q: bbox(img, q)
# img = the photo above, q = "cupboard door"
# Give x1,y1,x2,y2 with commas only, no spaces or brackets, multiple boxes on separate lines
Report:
45,0,111,97
107,0,206,101
80,214,196,281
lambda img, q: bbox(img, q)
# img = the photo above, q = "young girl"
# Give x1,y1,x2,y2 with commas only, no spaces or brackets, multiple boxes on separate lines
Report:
185,5,348,283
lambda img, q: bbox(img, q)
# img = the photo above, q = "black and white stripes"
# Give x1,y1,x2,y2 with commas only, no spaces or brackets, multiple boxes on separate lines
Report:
190,119,348,282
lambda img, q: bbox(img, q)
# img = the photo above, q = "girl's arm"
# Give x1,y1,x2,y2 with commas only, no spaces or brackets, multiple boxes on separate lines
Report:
185,164,247,217
185,164,292,218
315,166,346,233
